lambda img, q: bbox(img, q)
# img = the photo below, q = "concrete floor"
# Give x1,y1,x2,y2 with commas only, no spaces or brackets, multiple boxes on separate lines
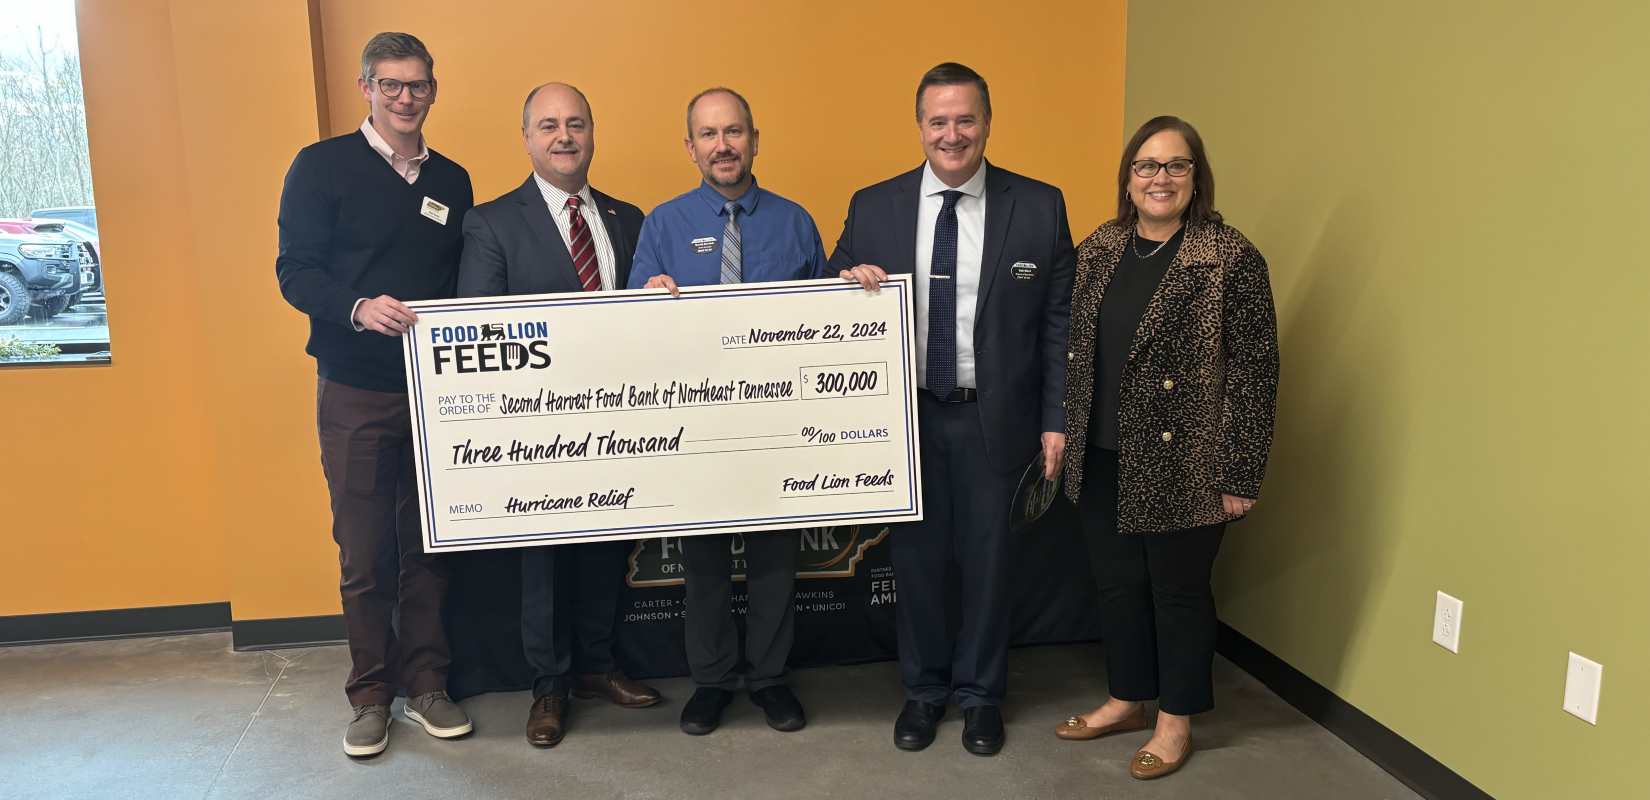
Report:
0,633,1420,800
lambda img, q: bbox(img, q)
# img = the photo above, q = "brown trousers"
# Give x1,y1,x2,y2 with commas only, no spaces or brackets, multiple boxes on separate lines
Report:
317,377,451,707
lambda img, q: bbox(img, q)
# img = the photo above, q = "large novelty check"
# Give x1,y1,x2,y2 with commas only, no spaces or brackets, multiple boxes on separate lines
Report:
402,277,923,552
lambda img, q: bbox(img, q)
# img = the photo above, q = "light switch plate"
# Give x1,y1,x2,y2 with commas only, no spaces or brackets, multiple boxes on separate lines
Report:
1563,653,1603,725
1432,591,1463,653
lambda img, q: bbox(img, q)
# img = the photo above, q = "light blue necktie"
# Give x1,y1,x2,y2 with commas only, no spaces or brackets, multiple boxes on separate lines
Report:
719,200,743,285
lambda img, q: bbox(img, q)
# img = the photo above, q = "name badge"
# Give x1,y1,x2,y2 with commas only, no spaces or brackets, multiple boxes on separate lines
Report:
690,237,718,254
421,197,450,225
1010,261,1038,281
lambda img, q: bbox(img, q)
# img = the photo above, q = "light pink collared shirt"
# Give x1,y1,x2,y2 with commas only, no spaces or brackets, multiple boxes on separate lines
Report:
351,117,433,330
360,116,430,184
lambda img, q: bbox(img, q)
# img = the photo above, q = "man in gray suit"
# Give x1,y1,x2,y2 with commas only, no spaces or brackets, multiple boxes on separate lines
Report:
456,83,659,748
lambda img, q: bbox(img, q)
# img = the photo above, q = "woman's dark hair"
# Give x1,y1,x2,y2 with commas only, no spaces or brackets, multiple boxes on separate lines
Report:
1114,116,1221,228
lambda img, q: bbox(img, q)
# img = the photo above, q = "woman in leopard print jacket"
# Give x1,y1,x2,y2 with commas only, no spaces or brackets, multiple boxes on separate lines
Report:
1049,117,1279,781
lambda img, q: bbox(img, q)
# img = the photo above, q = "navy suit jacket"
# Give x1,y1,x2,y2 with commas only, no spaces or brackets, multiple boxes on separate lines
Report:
457,176,643,298
828,163,1075,473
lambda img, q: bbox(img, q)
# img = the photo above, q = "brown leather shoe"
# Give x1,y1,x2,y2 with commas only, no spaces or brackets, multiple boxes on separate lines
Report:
1053,705,1147,740
525,693,569,747
1131,735,1194,780
572,671,662,708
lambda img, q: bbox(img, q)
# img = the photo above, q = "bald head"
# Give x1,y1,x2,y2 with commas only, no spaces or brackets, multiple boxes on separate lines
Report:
522,83,595,194
523,82,592,129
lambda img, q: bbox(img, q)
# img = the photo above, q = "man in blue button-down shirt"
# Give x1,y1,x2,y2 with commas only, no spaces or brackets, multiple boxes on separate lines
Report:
629,90,825,293
627,87,824,737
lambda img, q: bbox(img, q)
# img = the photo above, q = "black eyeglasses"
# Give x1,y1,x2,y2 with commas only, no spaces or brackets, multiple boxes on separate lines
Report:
1131,158,1195,178
371,78,435,99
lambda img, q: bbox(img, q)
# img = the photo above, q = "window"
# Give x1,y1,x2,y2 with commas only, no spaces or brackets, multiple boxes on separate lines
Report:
0,0,107,364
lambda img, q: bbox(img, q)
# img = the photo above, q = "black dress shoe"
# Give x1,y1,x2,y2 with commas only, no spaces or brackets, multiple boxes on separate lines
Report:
893,700,946,751
962,705,1005,756
750,685,806,732
679,687,734,735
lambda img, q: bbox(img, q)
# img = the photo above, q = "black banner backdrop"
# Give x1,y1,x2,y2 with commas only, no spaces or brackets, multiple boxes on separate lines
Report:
444,498,1099,699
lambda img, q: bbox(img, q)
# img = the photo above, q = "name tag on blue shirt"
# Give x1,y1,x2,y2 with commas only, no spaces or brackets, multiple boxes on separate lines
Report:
628,180,828,289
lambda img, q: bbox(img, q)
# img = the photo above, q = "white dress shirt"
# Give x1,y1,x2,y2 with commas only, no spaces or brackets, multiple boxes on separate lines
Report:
533,173,617,292
914,160,987,390
353,117,433,330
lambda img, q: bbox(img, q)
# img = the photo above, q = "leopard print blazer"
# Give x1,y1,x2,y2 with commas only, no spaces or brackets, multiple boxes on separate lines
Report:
1061,220,1279,534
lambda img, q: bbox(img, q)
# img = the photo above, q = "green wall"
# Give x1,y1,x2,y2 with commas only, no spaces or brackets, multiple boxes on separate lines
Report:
1121,2,1650,797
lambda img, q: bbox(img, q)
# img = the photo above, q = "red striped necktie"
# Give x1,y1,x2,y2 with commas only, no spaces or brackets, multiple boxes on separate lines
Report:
566,196,600,292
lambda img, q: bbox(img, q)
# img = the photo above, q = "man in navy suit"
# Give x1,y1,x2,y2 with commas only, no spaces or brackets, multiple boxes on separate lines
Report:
830,63,1075,756
456,82,661,748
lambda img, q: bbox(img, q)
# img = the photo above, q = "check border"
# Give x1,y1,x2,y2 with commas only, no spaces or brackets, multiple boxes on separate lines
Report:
402,278,922,552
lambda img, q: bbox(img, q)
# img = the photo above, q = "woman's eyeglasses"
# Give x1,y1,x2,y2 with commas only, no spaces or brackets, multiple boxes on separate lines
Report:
1131,159,1195,178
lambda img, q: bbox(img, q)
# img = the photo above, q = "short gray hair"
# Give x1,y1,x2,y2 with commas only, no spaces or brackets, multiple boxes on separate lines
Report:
360,32,434,82
522,83,593,129
686,87,754,135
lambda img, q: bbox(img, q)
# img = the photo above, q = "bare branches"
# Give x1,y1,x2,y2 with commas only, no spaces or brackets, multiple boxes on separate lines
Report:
0,25,94,217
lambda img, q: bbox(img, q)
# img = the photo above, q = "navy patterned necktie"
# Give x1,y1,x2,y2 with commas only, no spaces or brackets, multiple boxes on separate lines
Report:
719,200,743,284
926,190,964,397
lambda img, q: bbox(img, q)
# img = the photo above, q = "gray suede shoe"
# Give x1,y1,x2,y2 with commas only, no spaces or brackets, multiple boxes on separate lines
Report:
343,705,391,757
405,691,473,738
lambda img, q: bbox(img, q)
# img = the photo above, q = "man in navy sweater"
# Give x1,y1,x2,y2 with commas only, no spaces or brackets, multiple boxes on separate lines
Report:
275,32,475,758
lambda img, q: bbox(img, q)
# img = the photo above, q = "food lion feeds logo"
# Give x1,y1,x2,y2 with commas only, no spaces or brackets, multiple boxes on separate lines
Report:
428,320,552,375
626,525,889,587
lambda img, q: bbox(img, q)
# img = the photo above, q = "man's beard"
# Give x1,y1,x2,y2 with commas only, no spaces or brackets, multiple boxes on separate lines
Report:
707,154,748,187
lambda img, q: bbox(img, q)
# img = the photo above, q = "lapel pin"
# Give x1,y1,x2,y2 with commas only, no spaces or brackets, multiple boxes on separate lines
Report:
607,209,617,215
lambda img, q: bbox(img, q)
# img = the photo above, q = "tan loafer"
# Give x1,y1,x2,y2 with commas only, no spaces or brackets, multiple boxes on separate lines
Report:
1131,735,1194,780
1053,705,1147,740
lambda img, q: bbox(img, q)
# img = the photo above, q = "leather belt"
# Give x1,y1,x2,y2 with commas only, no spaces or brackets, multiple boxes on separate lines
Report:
926,387,978,403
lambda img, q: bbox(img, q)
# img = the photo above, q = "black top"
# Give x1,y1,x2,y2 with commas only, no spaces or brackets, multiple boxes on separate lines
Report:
276,131,474,393
1090,227,1183,450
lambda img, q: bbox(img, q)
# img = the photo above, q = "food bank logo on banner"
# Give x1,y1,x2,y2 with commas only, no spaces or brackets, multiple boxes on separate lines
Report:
625,525,890,588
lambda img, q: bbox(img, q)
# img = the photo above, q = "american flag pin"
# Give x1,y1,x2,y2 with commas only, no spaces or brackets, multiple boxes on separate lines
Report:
607,209,617,215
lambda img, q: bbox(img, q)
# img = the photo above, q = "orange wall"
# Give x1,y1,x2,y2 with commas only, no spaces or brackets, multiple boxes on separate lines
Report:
319,0,1129,243
165,0,340,620
0,0,227,616
4,0,1126,622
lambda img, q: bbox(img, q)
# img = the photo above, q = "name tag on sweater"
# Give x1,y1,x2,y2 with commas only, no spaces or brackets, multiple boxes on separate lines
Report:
421,197,450,225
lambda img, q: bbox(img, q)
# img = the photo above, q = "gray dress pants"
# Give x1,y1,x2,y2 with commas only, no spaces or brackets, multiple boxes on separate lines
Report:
681,530,798,690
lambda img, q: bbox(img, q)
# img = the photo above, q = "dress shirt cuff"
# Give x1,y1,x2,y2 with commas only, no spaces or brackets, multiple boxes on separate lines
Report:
350,298,367,332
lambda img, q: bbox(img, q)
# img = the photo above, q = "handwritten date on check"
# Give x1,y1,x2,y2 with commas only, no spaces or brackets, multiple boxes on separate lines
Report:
401,278,924,553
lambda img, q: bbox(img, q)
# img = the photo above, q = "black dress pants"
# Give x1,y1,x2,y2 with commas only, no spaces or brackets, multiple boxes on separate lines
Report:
1078,447,1225,716
893,393,1021,709
520,540,626,699
682,530,798,691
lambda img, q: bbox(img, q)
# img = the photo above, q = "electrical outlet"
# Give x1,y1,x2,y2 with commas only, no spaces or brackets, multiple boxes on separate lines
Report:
1432,591,1463,653
1563,653,1603,725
